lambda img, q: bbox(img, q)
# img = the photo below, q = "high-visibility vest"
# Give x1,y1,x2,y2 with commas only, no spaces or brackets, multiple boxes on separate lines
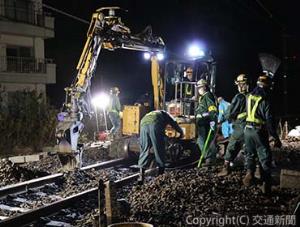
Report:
237,112,247,119
196,92,217,118
185,84,193,96
246,94,265,124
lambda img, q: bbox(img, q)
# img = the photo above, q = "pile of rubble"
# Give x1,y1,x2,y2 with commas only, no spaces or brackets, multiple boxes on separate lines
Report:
82,147,110,166
24,154,62,174
0,160,48,187
272,140,300,170
127,168,299,226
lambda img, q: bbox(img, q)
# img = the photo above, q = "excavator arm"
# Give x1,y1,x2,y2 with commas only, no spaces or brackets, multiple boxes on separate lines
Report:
55,7,165,169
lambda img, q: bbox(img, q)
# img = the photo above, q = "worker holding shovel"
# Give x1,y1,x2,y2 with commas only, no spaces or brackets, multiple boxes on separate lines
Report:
195,79,218,166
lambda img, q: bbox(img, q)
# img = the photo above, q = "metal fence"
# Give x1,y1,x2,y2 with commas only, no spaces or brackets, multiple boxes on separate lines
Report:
0,56,53,73
0,4,45,27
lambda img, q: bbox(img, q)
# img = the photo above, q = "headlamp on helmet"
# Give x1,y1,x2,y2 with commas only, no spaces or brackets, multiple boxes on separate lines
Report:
257,75,271,87
235,74,248,85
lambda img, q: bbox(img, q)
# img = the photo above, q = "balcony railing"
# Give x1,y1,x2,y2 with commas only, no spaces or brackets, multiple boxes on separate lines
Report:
0,56,54,74
0,4,47,27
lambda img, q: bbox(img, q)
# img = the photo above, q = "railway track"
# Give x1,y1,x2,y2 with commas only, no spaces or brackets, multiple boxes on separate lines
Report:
0,159,195,226
0,158,136,226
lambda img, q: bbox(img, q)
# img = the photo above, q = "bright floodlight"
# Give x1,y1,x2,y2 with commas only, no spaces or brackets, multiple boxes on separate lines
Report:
92,93,110,110
157,52,164,61
143,52,151,60
188,44,205,58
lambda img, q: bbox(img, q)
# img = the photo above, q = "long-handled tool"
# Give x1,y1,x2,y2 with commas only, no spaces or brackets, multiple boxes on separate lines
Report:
197,128,213,168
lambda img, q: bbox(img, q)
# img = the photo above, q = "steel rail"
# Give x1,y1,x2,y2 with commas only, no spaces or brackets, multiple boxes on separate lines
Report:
0,187,97,226
0,168,156,226
0,158,127,199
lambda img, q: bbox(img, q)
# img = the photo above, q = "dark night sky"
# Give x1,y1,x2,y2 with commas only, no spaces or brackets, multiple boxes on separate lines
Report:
44,0,300,116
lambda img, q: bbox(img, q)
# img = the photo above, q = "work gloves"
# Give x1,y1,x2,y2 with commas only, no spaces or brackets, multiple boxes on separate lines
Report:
210,121,216,131
196,112,209,119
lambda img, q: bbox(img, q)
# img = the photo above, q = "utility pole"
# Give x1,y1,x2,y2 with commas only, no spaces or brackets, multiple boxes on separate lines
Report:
282,33,288,117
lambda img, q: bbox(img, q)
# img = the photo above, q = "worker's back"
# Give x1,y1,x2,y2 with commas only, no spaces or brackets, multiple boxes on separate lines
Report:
141,110,165,127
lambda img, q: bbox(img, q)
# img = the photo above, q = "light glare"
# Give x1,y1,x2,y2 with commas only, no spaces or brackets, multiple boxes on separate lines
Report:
143,52,151,60
157,52,164,61
188,45,205,58
92,93,110,109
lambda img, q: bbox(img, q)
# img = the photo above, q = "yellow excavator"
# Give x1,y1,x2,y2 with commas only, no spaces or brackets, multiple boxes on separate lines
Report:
55,7,165,169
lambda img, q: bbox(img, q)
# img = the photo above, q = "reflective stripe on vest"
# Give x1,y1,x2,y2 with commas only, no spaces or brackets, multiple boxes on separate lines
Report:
237,112,247,119
246,95,264,124
185,84,192,96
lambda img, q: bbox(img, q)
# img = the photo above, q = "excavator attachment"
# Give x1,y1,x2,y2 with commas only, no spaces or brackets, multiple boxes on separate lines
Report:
258,53,281,78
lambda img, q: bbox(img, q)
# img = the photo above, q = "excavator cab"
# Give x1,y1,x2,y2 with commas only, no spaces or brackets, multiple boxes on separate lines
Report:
163,54,216,135
162,54,216,166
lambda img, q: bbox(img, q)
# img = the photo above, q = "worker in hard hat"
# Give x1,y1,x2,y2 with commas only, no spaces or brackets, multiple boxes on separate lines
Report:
243,74,282,194
183,67,196,115
107,87,121,138
138,110,184,184
195,79,218,165
218,74,249,177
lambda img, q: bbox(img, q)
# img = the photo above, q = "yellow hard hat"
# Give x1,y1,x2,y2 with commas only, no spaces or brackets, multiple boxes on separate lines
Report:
196,79,207,87
235,74,248,85
257,75,271,87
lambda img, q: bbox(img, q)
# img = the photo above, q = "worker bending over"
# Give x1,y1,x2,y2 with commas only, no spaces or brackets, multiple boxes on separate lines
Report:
138,110,184,184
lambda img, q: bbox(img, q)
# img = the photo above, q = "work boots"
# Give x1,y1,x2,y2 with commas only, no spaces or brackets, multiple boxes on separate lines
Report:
217,161,230,177
260,182,271,195
137,168,145,185
260,172,272,195
243,170,254,187
158,167,165,176
254,164,262,179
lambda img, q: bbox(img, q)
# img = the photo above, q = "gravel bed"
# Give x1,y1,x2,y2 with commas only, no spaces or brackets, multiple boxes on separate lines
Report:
126,168,300,226
0,160,49,187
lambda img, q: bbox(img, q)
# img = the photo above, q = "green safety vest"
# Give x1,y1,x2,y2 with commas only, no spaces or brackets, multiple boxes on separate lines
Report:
141,111,161,126
246,94,265,124
108,95,120,113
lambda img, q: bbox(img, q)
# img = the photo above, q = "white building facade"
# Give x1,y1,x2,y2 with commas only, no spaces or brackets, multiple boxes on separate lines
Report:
0,0,55,99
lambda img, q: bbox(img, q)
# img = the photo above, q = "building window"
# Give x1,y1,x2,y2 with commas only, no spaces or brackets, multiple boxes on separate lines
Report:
6,46,33,58
4,0,35,24
6,46,35,72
